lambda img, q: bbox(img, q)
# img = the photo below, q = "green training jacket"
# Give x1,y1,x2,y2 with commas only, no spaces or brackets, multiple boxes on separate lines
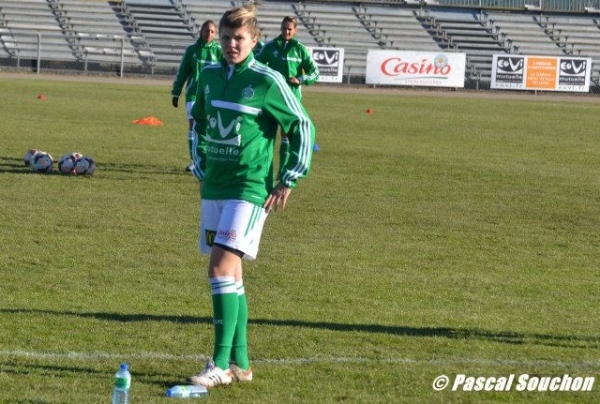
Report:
191,54,315,205
171,39,222,102
254,35,319,100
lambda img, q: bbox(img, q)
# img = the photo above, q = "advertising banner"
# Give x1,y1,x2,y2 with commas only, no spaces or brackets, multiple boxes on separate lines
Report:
491,55,591,92
365,50,466,87
309,47,345,83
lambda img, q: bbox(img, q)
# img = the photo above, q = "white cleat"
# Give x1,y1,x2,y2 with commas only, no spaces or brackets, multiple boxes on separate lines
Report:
227,363,253,382
188,360,232,388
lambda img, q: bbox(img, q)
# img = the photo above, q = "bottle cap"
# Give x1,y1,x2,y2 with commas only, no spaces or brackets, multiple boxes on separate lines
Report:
120,363,129,370
165,386,182,397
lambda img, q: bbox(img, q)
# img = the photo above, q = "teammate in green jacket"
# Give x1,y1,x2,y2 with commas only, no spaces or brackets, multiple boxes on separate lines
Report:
187,2,315,389
254,16,319,177
171,20,223,172
252,27,264,55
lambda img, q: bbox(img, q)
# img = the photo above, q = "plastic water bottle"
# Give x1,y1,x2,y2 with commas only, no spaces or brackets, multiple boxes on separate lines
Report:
166,385,208,398
112,363,131,404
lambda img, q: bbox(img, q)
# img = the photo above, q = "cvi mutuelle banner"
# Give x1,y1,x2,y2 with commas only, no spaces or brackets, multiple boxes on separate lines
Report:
491,54,592,92
365,50,466,87
308,47,345,83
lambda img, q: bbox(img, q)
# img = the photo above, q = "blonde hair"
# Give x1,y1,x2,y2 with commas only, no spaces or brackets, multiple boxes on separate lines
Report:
219,2,261,39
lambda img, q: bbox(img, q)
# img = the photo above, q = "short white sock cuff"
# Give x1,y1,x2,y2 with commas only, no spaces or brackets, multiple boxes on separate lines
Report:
235,280,245,296
210,276,237,295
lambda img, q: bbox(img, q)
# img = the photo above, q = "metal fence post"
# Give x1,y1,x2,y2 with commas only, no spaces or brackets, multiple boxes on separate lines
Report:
120,37,125,77
37,33,41,74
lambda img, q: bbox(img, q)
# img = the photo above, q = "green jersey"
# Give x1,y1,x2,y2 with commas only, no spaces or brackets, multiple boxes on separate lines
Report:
191,54,315,205
171,39,222,102
252,40,265,56
255,35,319,99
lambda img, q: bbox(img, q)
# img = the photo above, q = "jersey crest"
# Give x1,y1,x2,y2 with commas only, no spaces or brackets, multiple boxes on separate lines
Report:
242,85,255,99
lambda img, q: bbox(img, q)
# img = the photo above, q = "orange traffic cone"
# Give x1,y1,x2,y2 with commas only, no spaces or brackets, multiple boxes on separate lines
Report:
132,115,164,126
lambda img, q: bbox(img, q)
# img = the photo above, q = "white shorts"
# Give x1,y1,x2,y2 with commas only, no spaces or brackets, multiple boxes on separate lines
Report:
186,101,195,120
199,199,269,260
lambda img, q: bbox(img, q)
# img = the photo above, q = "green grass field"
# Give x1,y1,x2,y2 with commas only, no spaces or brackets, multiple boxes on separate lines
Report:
0,75,599,403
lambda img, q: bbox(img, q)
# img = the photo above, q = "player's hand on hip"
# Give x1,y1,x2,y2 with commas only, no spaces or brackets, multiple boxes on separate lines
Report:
172,97,179,108
264,183,291,212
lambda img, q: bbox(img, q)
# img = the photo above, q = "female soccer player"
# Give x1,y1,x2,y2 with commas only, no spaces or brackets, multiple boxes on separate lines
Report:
255,16,320,178
171,20,222,172
187,2,315,388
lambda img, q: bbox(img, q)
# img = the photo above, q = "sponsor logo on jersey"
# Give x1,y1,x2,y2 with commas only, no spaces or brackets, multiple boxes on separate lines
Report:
218,229,237,241
207,112,242,146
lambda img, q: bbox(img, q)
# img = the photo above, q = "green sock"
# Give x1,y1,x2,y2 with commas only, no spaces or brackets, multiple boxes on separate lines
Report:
278,136,290,178
187,131,194,161
210,276,239,370
231,281,250,370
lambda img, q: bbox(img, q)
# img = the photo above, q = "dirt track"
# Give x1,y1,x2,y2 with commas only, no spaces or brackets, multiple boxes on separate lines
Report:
2,71,599,104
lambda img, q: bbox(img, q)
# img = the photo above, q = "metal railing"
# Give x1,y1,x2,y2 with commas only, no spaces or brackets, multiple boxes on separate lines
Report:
1,1,599,92
400,0,600,12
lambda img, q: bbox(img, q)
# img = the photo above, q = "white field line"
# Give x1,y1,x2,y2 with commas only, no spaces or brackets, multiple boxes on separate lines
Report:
1,350,599,369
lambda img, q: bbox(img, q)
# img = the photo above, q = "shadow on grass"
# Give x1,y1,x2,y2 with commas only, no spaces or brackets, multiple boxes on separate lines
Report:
3,308,598,349
0,155,186,176
95,161,186,176
0,155,75,176
0,360,182,390
0,156,30,174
